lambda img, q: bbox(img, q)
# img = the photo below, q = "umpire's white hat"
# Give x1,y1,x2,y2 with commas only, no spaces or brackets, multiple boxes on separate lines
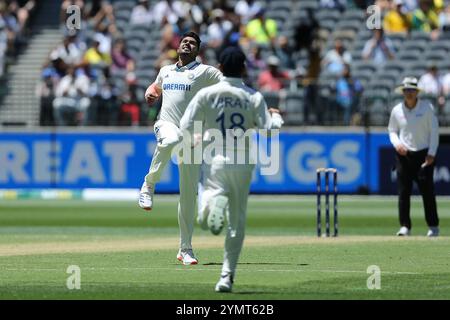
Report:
395,77,421,94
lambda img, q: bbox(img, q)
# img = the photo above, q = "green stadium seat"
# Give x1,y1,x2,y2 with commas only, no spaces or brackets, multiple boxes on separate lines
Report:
396,51,419,61
316,9,340,23
342,9,366,21
409,30,432,42
295,0,319,11
399,40,427,53
424,51,448,62
336,20,362,33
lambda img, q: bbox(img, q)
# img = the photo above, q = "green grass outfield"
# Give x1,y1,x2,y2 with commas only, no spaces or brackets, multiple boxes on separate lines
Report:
0,195,449,300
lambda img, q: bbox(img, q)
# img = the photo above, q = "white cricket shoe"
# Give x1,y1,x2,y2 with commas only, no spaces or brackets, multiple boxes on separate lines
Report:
427,227,439,237
177,249,198,265
215,273,234,293
208,195,228,235
396,226,411,236
138,184,154,211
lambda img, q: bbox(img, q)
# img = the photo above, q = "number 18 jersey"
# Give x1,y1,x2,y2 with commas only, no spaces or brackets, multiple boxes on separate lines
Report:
180,77,274,135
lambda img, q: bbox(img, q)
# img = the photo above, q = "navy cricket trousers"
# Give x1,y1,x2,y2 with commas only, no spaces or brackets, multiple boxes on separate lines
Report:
396,149,439,229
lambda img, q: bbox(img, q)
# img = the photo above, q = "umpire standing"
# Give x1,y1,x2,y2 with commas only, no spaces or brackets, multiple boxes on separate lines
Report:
388,77,440,237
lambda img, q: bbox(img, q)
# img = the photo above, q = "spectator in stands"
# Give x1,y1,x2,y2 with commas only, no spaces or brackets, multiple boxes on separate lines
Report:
293,8,319,54
257,56,290,91
412,0,439,38
362,28,395,64
274,35,296,70
161,16,190,51
0,0,20,57
419,63,445,109
442,70,450,95
439,3,450,32
383,0,412,34
246,45,266,71
53,66,91,126
351,0,373,10
111,38,135,80
92,68,119,125
302,43,322,125
403,0,419,12
418,63,443,95
51,34,84,67
93,23,113,54
83,36,112,70
7,0,35,34
186,0,206,28
130,0,153,26
0,14,6,78
153,0,185,25
217,21,241,53
320,0,347,12
48,54,68,78
322,39,352,75
207,9,233,50
433,0,445,13
374,0,393,11
245,8,277,48
36,63,60,126
119,83,141,126
333,64,364,125
247,45,267,86
154,46,178,69
235,0,263,24
211,0,235,16
85,0,115,31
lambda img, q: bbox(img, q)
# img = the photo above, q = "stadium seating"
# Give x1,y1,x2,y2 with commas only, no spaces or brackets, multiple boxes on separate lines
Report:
18,0,450,127
281,90,304,125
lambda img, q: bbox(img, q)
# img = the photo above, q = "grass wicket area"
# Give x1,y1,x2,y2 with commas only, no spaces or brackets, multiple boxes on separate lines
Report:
0,196,449,300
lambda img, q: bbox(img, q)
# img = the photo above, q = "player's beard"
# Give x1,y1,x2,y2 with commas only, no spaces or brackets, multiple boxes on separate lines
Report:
178,47,198,63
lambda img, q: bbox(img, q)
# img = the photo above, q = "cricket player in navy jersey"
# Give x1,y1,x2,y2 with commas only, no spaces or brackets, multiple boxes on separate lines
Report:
180,47,284,292
139,32,222,265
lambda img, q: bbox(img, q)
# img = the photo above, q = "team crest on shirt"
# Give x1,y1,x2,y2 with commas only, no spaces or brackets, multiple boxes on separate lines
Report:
187,73,195,80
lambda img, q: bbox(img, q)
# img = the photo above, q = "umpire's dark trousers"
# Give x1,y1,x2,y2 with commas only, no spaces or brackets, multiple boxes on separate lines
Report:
396,149,439,229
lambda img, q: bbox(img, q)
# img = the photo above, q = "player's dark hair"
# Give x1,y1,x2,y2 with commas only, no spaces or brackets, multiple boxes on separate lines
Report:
180,32,202,50
219,46,246,77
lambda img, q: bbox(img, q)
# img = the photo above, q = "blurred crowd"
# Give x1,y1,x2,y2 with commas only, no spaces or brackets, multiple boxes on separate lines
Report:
36,0,450,127
0,0,35,78
323,0,450,124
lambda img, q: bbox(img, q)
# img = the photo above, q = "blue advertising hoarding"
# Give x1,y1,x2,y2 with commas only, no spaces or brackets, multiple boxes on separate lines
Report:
378,145,450,195
0,131,448,194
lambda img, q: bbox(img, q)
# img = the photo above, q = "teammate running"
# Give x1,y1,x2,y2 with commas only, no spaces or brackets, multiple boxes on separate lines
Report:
139,32,222,265
180,47,284,292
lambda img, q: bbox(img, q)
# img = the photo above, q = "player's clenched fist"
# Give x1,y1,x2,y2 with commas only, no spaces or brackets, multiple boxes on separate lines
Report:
145,93,158,104
145,83,161,105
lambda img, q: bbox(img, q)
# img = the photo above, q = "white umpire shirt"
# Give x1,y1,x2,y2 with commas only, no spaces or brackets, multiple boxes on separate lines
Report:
388,99,439,156
153,60,223,127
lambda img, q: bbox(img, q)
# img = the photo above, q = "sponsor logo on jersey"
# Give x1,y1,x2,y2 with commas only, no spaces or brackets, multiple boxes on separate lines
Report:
163,83,192,91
